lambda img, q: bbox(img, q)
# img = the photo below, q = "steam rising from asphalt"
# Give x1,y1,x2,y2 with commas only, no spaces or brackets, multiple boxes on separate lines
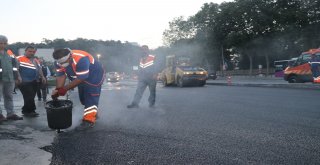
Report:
67,82,166,131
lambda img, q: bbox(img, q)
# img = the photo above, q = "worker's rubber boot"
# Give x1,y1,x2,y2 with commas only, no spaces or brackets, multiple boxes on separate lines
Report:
75,120,95,131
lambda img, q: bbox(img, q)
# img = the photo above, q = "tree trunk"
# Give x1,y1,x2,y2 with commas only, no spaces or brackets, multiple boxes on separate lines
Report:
265,54,269,77
248,54,253,77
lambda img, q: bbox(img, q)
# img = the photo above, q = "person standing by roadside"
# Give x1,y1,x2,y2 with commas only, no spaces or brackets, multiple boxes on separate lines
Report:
17,46,46,117
310,53,320,83
37,58,51,102
127,45,159,108
0,35,23,122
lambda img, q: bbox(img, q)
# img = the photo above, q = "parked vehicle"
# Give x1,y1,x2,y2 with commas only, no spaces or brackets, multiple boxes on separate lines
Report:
207,72,217,80
284,48,320,83
274,60,292,77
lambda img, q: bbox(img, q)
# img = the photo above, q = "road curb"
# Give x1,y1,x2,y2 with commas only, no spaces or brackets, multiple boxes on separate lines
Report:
206,82,320,90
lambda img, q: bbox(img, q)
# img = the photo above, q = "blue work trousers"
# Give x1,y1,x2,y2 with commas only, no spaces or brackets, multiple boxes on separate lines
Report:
78,83,102,110
132,79,157,106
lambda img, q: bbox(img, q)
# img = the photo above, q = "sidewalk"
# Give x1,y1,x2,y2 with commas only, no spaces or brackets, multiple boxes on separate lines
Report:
206,75,320,89
0,90,56,165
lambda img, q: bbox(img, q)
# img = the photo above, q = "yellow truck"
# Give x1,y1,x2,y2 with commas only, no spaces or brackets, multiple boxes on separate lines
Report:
161,55,207,87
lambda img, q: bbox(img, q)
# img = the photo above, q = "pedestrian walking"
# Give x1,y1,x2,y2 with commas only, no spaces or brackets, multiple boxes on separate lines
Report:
127,45,159,108
0,35,23,122
51,48,105,129
17,46,46,117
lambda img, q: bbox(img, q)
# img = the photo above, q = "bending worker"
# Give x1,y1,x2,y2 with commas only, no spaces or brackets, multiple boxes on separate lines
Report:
51,48,105,128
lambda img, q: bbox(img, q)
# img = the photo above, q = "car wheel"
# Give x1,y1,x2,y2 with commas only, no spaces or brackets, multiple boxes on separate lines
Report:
162,77,168,87
212,76,217,80
288,75,299,83
178,77,184,87
199,81,206,87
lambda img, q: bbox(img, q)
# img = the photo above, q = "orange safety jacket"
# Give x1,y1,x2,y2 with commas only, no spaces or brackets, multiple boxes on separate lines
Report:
138,55,156,80
56,50,105,86
71,50,95,74
16,55,41,82
139,55,155,68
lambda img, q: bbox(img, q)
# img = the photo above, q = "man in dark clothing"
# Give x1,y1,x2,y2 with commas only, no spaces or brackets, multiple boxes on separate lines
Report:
37,58,50,102
310,53,320,83
127,45,159,108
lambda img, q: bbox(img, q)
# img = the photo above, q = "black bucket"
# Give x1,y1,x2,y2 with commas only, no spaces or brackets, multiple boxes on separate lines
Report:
45,100,73,130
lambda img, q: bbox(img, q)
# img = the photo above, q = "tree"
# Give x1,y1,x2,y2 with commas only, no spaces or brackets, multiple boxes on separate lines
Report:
163,16,197,46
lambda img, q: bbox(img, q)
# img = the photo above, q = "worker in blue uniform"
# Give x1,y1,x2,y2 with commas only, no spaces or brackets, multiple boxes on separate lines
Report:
127,45,160,108
310,53,320,83
51,48,105,128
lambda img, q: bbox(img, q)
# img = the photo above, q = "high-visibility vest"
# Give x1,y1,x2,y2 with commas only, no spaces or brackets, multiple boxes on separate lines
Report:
138,54,156,80
139,55,155,69
56,50,105,86
16,55,40,82
70,50,95,74
0,50,19,80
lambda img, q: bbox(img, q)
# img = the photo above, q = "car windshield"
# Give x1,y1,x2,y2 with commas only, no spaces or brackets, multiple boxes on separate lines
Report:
107,72,118,76
180,66,204,71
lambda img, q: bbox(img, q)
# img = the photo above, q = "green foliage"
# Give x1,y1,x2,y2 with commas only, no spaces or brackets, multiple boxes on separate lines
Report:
9,38,143,74
163,0,320,71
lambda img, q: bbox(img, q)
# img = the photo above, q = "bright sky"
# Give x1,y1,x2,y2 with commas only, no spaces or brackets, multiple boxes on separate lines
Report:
1,0,232,49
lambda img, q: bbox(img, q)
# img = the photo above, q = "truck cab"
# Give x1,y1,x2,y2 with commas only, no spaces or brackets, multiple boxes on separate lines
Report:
284,49,320,83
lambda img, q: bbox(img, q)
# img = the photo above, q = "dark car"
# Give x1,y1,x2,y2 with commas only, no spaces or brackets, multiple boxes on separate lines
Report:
208,72,217,80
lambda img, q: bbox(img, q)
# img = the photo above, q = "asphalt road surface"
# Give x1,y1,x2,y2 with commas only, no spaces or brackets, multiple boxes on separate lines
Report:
50,80,320,164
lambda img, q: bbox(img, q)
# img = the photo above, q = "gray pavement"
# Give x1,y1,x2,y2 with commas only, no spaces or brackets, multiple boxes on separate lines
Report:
0,88,58,165
207,75,320,89
0,77,319,165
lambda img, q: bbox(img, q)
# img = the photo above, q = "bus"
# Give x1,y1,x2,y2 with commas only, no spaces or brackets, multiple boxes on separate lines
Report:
274,60,291,77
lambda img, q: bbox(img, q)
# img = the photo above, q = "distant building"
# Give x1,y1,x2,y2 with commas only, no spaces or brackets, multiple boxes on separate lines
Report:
18,48,54,62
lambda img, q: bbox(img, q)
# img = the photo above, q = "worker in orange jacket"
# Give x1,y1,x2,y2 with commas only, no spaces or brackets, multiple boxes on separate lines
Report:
17,46,46,117
51,48,105,129
127,45,159,108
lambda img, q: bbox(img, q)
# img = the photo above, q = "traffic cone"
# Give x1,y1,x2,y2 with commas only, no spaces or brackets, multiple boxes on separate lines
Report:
227,76,232,85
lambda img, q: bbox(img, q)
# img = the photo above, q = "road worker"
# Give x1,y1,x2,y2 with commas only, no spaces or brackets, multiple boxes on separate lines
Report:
310,53,320,83
17,46,46,117
51,48,105,128
127,45,159,108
